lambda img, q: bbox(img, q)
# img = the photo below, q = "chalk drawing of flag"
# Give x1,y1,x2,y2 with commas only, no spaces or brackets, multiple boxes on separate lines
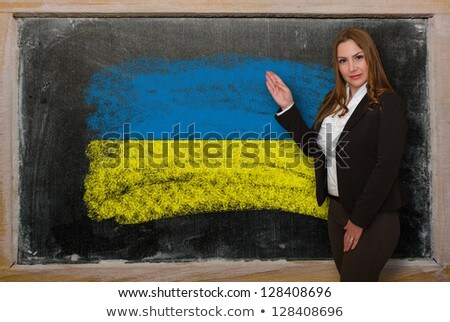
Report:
83,54,333,224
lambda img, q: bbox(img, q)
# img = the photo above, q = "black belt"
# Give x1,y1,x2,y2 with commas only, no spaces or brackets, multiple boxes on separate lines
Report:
328,195,340,203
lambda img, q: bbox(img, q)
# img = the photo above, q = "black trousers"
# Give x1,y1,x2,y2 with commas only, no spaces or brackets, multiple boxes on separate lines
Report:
327,198,400,282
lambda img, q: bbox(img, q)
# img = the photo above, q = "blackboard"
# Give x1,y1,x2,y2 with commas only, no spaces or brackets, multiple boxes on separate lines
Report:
17,17,429,263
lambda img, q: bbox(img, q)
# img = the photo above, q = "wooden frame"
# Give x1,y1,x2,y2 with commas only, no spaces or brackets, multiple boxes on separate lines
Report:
1,1,449,272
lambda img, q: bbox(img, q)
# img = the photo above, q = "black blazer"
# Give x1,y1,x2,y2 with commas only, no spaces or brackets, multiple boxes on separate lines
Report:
275,92,408,228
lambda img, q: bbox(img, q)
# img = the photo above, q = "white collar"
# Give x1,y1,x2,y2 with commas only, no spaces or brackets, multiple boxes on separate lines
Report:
346,82,368,105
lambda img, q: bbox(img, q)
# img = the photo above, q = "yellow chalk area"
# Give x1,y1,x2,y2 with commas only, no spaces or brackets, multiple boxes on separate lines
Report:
83,140,328,224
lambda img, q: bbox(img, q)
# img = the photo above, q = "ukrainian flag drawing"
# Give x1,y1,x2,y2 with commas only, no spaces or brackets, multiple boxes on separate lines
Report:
84,54,334,224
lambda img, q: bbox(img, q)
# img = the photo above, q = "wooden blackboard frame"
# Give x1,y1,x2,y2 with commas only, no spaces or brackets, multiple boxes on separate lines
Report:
1,1,449,276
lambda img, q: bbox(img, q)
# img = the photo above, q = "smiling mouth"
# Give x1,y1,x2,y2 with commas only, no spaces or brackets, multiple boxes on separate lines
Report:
350,74,362,79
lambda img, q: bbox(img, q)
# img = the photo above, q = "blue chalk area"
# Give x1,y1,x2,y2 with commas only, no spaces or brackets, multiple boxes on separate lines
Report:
85,54,334,140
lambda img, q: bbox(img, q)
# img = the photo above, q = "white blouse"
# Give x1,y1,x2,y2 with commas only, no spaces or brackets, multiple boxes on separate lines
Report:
317,83,368,197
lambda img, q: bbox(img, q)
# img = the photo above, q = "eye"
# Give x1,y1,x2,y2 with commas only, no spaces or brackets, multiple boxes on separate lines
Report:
355,54,364,61
338,58,346,64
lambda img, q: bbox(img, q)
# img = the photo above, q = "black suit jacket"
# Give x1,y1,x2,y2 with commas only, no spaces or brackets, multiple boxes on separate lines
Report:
275,92,408,228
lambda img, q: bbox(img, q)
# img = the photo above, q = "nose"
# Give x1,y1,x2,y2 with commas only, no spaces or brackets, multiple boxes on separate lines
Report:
348,60,357,72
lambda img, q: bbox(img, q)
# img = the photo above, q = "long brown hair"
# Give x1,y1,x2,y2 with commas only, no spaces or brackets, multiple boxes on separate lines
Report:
313,28,393,130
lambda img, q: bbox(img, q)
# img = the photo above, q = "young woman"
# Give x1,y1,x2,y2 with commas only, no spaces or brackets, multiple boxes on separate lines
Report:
266,28,408,281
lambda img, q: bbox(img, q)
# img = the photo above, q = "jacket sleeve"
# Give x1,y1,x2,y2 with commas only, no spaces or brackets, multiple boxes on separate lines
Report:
350,93,408,228
274,103,319,157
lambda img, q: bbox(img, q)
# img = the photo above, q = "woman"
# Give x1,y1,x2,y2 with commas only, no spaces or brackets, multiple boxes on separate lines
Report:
266,28,407,281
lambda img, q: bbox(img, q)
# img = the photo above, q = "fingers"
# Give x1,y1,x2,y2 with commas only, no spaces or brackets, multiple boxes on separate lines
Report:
266,71,286,86
343,220,363,252
266,71,288,92
265,71,283,99
265,71,277,84
265,80,274,93
350,236,360,251
344,233,360,252
265,71,279,91
265,80,278,97
343,234,359,252
265,71,294,110
343,221,363,252
343,220,350,252
343,232,352,252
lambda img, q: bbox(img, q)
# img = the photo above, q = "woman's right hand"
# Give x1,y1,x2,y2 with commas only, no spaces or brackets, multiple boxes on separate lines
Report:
265,71,294,110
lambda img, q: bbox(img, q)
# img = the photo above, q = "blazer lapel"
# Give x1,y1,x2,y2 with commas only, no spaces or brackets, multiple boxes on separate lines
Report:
341,94,370,134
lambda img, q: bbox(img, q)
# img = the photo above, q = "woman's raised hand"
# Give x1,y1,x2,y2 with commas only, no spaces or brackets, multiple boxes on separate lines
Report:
265,71,294,110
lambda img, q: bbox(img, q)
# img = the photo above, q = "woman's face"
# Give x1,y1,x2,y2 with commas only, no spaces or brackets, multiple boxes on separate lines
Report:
337,39,369,96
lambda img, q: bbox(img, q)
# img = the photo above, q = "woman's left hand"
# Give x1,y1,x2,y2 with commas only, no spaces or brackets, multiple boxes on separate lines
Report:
343,220,363,252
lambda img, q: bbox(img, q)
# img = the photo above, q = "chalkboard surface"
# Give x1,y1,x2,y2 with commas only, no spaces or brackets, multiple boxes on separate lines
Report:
18,18,429,263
